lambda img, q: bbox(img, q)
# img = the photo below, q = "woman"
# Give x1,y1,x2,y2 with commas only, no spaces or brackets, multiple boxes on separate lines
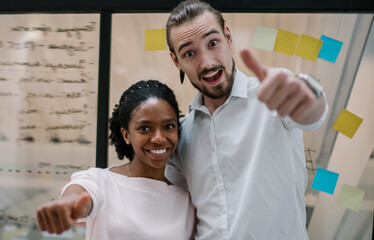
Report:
36,80,195,240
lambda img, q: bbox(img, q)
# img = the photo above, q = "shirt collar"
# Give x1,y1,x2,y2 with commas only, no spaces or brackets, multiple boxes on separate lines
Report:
189,69,248,110
230,69,248,98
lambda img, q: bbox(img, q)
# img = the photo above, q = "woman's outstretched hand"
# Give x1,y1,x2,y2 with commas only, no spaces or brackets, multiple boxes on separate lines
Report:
36,186,92,234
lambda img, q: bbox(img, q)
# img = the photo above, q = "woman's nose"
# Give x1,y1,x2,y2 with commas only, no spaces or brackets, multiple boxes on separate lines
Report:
150,129,166,144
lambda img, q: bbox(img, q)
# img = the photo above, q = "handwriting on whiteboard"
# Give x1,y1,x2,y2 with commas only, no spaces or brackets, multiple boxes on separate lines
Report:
0,15,99,146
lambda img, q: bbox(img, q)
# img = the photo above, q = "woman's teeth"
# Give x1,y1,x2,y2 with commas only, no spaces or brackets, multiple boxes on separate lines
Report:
150,149,167,154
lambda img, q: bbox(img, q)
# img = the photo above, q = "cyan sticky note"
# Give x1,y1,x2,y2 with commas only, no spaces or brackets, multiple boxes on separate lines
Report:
311,168,339,195
145,29,166,51
336,184,365,211
251,26,278,51
318,35,343,63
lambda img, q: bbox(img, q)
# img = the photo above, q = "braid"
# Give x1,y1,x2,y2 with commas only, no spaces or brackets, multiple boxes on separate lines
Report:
108,80,181,161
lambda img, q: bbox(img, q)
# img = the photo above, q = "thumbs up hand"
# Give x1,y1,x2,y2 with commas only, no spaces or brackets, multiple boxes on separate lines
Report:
37,190,92,234
240,49,325,125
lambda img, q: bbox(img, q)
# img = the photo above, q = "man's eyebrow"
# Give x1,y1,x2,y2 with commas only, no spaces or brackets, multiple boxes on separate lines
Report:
178,41,192,54
177,29,220,54
202,29,220,39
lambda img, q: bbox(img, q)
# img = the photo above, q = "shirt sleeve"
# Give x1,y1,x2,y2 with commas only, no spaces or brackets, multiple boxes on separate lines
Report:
165,153,188,191
60,167,104,221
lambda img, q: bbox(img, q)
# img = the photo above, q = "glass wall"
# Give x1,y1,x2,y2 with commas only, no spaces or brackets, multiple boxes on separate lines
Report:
0,12,372,239
0,13,100,240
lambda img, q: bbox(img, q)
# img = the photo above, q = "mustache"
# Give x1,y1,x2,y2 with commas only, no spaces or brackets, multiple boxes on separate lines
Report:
198,65,225,80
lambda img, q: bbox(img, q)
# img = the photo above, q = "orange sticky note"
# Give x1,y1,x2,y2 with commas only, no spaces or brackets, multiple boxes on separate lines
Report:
294,34,323,61
332,109,363,138
274,29,300,56
145,29,166,51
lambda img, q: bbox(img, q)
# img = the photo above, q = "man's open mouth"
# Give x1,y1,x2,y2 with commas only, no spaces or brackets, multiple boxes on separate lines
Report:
202,69,222,83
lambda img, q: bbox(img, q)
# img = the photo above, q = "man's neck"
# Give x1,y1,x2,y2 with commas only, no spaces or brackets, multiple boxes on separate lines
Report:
203,94,229,115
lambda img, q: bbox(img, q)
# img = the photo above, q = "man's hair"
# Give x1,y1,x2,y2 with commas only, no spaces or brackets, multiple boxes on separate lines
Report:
166,0,225,53
108,80,181,161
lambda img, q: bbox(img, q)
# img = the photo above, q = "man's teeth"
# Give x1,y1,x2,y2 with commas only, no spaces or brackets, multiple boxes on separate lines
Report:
150,149,167,154
203,70,219,78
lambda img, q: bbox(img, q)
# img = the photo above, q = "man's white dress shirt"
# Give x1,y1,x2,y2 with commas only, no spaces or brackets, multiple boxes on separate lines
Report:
166,69,328,240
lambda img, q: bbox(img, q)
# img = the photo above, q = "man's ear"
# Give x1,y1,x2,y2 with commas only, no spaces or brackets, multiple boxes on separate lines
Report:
121,128,130,145
170,52,182,70
224,26,233,50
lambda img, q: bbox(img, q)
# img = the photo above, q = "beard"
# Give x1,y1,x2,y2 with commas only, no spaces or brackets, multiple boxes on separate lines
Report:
190,58,236,100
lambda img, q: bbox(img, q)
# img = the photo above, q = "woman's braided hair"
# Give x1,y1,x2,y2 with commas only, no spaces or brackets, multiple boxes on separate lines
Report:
109,80,181,161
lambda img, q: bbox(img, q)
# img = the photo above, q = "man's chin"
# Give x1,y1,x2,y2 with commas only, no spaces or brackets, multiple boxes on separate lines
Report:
202,85,231,99
191,74,232,99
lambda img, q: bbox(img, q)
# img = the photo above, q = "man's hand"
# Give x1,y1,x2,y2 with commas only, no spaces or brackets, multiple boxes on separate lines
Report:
240,49,325,125
36,192,91,234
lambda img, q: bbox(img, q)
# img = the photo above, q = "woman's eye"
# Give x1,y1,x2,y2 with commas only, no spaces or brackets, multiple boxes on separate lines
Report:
184,51,195,58
209,40,218,47
138,126,150,131
165,124,176,130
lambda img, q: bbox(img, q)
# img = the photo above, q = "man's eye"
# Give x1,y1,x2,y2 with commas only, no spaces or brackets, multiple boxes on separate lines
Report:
184,51,195,58
209,40,218,47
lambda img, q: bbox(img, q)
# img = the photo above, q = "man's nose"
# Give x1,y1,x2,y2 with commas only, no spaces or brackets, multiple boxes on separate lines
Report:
199,50,216,71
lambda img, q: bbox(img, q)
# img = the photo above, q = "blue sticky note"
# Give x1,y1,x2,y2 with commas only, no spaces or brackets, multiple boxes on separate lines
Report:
311,168,339,195
318,35,343,63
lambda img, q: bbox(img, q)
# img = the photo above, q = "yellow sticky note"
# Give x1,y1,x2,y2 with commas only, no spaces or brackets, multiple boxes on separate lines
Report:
145,29,166,51
336,184,365,211
274,29,299,56
332,109,363,138
294,34,323,61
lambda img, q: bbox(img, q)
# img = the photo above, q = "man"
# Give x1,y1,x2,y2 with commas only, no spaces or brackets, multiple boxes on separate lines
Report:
165,0,328,239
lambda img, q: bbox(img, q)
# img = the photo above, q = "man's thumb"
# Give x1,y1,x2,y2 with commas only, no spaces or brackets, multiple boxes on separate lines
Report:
240,49,267,81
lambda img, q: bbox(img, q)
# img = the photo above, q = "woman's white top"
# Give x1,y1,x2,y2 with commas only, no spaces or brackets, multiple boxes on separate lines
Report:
61,167,195,240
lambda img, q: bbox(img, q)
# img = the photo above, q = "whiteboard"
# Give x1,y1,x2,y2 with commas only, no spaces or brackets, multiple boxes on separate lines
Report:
0,14,99,234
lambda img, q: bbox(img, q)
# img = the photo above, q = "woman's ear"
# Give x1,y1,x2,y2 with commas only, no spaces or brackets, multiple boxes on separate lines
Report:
121,128,130,145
